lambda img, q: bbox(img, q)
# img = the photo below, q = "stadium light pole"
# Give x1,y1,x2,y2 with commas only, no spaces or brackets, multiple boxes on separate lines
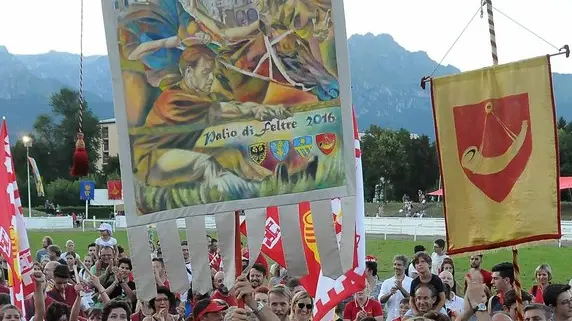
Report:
22,135,32,218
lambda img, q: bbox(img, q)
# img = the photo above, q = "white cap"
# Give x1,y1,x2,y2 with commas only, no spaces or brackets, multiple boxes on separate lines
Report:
97,223,113,234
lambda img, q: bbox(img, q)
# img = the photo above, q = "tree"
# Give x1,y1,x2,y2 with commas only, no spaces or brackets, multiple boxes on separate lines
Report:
361,126,439,202
102,156,121,178
30,88,102,182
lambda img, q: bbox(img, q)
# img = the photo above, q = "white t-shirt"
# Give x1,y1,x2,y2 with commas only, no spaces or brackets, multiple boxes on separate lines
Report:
95,236,118,248
430,252,448,275
446,295,465,315
379,275,413,321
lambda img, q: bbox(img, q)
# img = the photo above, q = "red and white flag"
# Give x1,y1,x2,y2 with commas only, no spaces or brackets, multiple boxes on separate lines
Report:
0,119,35,317
239,110,366,321
312,109,366,321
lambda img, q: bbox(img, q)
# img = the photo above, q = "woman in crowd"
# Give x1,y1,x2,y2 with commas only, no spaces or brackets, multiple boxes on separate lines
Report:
439,258,458,294
142,287,183,321
102,300,131,321
530,263,552,304
0,305,21,321
290,291,314,321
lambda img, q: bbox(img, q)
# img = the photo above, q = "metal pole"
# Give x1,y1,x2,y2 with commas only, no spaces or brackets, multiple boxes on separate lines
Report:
26,146,32,218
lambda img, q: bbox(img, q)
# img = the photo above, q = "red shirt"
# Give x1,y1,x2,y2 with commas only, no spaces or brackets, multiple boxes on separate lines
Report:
343,299,383,321
0,284,9,294
211,290,238,306
47,285,78,308
24,295,56,321
209,252,222,271
464,269,493,292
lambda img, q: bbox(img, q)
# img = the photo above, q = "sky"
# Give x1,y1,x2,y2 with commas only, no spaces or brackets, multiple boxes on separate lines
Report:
0,0,570,73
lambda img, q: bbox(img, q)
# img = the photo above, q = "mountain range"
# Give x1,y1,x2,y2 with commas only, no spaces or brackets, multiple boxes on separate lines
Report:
1,33,570,137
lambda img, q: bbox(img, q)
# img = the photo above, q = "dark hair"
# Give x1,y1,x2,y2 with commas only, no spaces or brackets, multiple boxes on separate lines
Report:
181,241,188,246
440,258,455,276
399,298,410,305
0,294,10,306
53,264,70,278
491,262,515,283
149,287,176,312
543,284,571,307
249,263,267,276
102,300,132,321
88,242,97,248
423,311,450,321
413,251,432,266
47,245,62,257
286,277,301,289
523,304,552,320
65,251,77,259
414,245,426,253
46,302,70,321
210,238,218,245
118,258,132,270
152,257,165,266
117,245,125,254
503,289,533,309
44,236,54,246
365,261,378,277
434,239,446,249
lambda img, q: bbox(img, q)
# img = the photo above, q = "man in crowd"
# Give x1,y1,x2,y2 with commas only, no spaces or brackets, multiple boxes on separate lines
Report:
430,239,448,274
47,264,79,308
211,271,237,306
501,289,533,320
488,262,514,313
379,255,413,321
91,246,114,276
523,304,553,321
248,263,266,290
35,236,53,262
209,238,222,272
181,240,193,283
268,285,291,321
465,255,493,292
543,284,572,321
403,283,446,318
47,245,66,265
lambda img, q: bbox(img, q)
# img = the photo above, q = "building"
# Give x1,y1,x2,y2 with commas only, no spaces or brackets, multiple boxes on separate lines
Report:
97,118,119,170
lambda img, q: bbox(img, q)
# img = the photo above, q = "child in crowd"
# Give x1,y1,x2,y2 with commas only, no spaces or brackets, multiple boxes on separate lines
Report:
395,298,410,321
95,223,118,260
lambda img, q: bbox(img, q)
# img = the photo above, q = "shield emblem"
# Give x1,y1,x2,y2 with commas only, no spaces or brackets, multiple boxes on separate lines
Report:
316,133,336,155
269,140,290,162
293,136,313,157
453,93,532,203
248,142,267,164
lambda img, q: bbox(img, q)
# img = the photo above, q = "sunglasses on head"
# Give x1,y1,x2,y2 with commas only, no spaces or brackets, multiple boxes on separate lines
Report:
297,303,313,310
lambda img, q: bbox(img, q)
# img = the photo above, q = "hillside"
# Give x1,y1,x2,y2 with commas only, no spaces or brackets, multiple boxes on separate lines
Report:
1,34,570,136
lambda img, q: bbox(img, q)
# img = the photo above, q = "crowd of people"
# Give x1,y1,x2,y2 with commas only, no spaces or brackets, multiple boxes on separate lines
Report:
0,225,571,321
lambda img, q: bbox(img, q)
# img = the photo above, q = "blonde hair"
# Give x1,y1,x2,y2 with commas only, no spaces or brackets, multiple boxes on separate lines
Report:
534,264,552,281
290,291,313,317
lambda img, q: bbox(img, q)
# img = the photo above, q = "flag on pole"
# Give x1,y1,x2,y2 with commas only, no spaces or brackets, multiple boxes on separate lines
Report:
107,180,122,200
431,56,561,254
0,119,35,317
27,157,44,197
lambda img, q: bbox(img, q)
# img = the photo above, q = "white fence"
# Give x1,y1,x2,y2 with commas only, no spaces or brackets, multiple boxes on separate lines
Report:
26,216,572,244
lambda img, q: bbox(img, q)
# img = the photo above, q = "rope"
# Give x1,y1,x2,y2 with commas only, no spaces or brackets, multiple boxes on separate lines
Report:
484,0,498,65
512,249,524,321
78,0,84,134
427,4,482,78
492,6,560,51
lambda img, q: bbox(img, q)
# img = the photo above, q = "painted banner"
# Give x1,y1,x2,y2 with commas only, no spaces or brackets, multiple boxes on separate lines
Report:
107,180,122,200
80,181,96,201
102,0,356,299
0,120,35,317
101,0,355,222
431,56,561,254
27,157,44,197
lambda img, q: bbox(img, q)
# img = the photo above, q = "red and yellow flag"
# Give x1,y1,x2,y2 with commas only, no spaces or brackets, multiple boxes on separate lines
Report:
107,180,122,200
431,56,561,254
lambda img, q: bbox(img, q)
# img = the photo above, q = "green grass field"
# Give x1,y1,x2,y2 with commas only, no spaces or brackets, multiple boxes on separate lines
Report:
30,230,571,292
